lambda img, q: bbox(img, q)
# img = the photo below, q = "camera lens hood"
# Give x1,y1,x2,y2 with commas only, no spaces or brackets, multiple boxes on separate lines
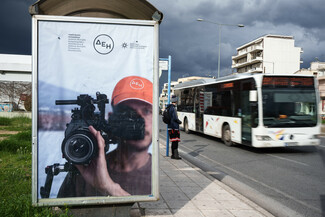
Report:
61,129,98,165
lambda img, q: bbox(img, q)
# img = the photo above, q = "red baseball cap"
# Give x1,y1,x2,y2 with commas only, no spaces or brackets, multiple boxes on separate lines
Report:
111,76,153,106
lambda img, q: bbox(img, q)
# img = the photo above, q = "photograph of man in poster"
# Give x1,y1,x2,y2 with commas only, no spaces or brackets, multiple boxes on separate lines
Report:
57,76,153,197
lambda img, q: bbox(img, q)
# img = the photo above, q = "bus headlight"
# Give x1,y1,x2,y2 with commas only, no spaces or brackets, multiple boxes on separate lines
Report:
256,135,273,141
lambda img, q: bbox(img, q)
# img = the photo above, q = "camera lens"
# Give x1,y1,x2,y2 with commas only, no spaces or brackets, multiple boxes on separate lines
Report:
62,130,98,165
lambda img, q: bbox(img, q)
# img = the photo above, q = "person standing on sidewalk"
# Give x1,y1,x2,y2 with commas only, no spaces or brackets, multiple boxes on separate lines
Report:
167,95,182,160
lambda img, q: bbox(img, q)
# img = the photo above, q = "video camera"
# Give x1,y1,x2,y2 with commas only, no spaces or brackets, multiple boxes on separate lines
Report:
40,92,145,198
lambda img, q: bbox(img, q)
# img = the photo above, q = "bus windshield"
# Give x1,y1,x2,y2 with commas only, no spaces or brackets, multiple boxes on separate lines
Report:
262,88,317,127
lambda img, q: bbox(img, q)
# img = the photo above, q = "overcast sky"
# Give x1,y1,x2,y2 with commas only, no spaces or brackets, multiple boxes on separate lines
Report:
1,0,325,83
150,0,325,81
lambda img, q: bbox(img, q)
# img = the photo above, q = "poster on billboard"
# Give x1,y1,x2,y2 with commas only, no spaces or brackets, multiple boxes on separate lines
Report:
31,15,159,206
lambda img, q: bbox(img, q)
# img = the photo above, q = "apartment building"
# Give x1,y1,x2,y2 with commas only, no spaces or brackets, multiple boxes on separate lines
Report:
232,34,303,74
296,61,325,117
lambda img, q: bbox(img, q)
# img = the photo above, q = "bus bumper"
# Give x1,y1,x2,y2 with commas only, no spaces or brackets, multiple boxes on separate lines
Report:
252,130,320,148
253,138,320,148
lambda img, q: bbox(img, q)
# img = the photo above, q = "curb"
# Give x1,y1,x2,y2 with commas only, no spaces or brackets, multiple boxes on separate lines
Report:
179,150,304,217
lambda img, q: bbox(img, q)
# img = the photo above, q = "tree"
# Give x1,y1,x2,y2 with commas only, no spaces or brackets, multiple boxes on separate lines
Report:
0,81,32,111
24,95,32,112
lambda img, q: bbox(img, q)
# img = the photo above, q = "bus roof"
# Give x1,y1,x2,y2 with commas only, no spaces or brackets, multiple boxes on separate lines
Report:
173,78,216,90
173,73,315,90
174,73,255,90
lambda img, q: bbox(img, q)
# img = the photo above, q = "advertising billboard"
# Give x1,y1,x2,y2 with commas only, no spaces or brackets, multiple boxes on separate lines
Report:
31,15,159,206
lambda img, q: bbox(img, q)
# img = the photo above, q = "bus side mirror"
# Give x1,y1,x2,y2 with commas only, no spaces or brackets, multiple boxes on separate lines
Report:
249,90,257,102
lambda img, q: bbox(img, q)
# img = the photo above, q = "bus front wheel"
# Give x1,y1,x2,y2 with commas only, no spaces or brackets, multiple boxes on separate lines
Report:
222,125,233,146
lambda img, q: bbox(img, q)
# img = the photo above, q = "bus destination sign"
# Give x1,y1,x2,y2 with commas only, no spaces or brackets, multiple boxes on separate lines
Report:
262,77,314,87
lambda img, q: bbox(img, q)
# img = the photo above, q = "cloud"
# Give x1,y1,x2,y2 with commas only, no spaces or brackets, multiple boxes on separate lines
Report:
0,0,324,86
269,0,325,29
149,0,325,85
0,0,34,54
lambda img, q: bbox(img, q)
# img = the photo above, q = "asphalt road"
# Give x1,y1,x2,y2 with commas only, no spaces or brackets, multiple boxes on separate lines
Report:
159,120,325,217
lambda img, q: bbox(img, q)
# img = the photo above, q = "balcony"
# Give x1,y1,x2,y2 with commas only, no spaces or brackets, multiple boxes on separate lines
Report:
248,67,263,73
232,56,263,69
233,44,263,61
232,51,247,60
251,44,263,52
232,61,251,68
250,56,263,64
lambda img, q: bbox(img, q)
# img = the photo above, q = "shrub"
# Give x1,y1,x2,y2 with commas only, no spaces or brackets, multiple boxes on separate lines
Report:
0,117,12,126
24,95,32,112
0,130,31,152
0,152,71,217
0,117,31,131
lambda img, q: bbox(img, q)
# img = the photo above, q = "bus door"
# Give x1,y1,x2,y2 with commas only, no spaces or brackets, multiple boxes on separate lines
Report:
194,88,204,132
240,80,258,143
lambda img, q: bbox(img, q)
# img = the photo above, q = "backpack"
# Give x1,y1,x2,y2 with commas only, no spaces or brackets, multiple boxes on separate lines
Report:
162,106,171,124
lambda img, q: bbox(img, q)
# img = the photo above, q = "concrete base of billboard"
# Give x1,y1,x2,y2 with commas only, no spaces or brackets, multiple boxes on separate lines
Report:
67,203,137,217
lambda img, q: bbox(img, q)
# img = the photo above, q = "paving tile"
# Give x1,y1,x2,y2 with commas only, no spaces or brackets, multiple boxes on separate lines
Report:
160,191,189,201
160,185,182,193
167,173,188,179
161,166,179,172
191,199,224,210
139,198,169,209
166,200,196,209
184,173,202,179
160,179,177,187
191,178,214,188
202,183,230,195
210,193,240,201
191,192,215,201
200,209,235,217
174,180,200,187
144,209,173,217
178,186,203,198
218,200,253,210
229,209,266,217
171,208,205,217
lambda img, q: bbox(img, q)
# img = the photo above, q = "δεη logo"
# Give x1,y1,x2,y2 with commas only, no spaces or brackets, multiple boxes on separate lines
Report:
93,34,114,54
130,78,144,89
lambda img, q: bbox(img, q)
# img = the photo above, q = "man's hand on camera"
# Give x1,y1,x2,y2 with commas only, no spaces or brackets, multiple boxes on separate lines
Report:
75,126,130,196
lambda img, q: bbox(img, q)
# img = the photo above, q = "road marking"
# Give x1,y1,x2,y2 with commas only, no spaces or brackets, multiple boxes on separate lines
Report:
159,134,321,213
266,154,309,166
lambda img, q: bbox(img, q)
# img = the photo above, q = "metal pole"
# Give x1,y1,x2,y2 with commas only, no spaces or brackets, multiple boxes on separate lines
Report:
217,25,221,78
197,18,244,78
166,55,171,157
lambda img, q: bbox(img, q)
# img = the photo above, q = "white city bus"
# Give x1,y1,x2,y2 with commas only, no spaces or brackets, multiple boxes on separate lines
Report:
173,73,320,148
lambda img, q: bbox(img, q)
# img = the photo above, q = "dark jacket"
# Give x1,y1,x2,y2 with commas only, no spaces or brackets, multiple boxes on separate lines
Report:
167,104,181,130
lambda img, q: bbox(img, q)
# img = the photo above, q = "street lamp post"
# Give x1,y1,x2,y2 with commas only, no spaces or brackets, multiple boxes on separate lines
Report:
197,18,244,78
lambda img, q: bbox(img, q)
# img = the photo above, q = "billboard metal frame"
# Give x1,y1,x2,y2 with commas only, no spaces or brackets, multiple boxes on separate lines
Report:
31,15,160,206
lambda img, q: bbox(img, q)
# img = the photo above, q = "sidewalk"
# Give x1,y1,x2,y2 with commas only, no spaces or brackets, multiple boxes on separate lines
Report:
133,143,274,217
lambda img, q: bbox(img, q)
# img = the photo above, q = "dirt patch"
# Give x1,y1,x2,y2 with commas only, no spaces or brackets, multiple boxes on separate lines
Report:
0,137,8,141
0,130,18,141
0,130,19,135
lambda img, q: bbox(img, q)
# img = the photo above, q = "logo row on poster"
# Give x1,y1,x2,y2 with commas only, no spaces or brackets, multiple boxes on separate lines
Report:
67,33,147,54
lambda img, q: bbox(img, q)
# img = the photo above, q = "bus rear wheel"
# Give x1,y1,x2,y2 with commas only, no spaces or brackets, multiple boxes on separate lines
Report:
184,118,190,134
222,125,233,146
